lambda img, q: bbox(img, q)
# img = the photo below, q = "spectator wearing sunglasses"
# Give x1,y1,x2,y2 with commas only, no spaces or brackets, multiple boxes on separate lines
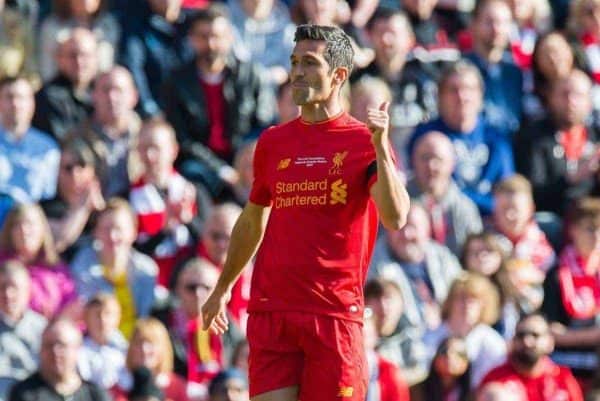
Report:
152,258,242,398
479,313,583,401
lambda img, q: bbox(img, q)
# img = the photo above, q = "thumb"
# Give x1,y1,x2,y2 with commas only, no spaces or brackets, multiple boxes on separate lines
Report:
379,101,390,113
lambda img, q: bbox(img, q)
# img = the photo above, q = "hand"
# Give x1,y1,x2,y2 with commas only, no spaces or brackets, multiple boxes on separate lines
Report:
201,289,231,335
167,183,196,227
87,179,105,211
366,102,390,148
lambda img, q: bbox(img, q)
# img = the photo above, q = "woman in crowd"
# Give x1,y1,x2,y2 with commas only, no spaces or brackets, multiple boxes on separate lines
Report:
424,273,507,388
112,318,188,401
0,203,77,318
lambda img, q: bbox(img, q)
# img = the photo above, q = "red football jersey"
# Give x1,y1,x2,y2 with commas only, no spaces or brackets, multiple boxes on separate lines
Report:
480,358,583,401
248,113,379,322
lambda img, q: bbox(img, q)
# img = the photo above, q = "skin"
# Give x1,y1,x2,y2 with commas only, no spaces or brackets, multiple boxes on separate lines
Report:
92,67,138,134
40,321,83,394
0,268,31,322
547,71,593,129
10,208,45,264
510,315,554,374
189,17,233,76
175,265,220,318
84,300,121,345
366,284,404,337
412,132,455,200
387,205,431,264
438,72,483,133
493,191,534,239
55,28,98,91
464,239,503,276
471,0,513,64
534,34,574,81
0,79,35,138
368,15,414,80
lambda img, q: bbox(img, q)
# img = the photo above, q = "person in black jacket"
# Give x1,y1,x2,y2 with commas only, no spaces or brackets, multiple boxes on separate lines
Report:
162,4,276,198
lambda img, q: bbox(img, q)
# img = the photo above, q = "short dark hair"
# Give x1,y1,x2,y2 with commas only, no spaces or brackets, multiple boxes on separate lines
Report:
472,0,509,19
189,3,230,31
438,59,484,93
294,24,354,74
366,7,412,33
0,76,31,92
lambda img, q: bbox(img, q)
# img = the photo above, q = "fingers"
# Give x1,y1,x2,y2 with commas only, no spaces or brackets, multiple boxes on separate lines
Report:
208,312,229,335
379,101,390,112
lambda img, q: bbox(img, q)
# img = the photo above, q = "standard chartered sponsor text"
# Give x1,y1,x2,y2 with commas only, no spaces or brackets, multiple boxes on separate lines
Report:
275,178,328,209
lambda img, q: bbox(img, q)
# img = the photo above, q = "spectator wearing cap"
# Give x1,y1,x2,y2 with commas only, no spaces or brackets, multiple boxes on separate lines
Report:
480,313,584,401
409,60,515,215
516,70,600,216
112,318,188,401
70,198,157,338
163,4,276,198
363,307,410,401
33,28,97,142
352,9,439,147
408,130,483,256
69,66,142,198
369,204,462,331
8,319,111,401
0,203,78,319
119,0,194,117
364,278,429,386
465,0,523,137
208,368,249,401
0,261,47,401
0,76,60,221
424,273,507,388
543,198,600,385
41,138,105,263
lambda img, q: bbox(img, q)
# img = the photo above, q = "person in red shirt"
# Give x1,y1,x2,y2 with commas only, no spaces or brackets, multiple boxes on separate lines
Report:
479,313,583,401
201,24,409,401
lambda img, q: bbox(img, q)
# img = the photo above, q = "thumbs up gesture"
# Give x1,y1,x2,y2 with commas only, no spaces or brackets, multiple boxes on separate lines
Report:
366,102,390,147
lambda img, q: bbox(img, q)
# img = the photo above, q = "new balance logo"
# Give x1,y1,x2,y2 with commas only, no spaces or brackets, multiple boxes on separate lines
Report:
330,179,347,205
337,387,354,397
277,158,291,170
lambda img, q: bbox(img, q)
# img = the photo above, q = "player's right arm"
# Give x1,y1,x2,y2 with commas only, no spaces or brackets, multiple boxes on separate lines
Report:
201,201,271,334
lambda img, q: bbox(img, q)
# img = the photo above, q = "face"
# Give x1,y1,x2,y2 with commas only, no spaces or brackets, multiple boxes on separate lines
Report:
387,207,430,262
202,212,236,265
290,40,345,106
10,209,45,260
0,272,30,319
176,267,218,318
138,127,178,176
511,316,552,366
508,0,534,24
434,338,469,378
300,0,337,24
534,34,574,80
412,135,454,194
84,302,121,343
189,17,232,66
494,191,533,235
56,34,98,86
570,218,600,257
438,72,482,131
366,285,404,336
93,70,138,122
464,238,503,276
369,16,414,61
69,0,101,18
40,324,81,379
94,209,137,253
472,1,512,52
211,378,249,401
581,0,600,35
350,89,389,124
58,151,96,201
450,290,483,325
0,80,35,131
130,334,161,371
548,74,592,127
402,0,438,20
241,0,274,19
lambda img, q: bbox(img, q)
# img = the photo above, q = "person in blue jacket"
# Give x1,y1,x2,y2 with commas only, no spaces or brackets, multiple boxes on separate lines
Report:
408,60,514,215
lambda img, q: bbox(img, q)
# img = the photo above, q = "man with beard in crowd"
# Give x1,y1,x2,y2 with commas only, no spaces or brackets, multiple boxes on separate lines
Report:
479,314,583,401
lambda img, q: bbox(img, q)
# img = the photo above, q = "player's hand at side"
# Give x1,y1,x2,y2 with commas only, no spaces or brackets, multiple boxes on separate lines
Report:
201,289,231,335
366,101,390,148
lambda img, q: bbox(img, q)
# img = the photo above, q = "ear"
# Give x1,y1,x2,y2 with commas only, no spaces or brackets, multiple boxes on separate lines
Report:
332,66,349,86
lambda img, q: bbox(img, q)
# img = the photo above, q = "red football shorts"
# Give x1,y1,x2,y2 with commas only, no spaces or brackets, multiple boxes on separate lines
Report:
247,311,367,401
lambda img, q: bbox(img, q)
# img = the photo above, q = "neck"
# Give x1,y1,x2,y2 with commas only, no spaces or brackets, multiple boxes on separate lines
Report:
145,169,171,188
198,58,226,77
300,99,343,124
474,43,504,64
99,248,129,273
2,123,28,139
511,356,545,377
425,182,449,200
41,369,81,395
96,114,130,138
376,54,406,80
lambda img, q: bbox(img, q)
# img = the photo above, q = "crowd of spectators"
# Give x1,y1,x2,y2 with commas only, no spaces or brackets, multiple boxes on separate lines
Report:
3,0,600,400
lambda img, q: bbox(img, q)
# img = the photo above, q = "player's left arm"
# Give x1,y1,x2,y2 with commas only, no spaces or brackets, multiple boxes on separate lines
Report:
367,102,410,231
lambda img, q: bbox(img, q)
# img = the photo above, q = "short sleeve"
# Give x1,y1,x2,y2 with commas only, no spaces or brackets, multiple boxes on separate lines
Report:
249,134,272,206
